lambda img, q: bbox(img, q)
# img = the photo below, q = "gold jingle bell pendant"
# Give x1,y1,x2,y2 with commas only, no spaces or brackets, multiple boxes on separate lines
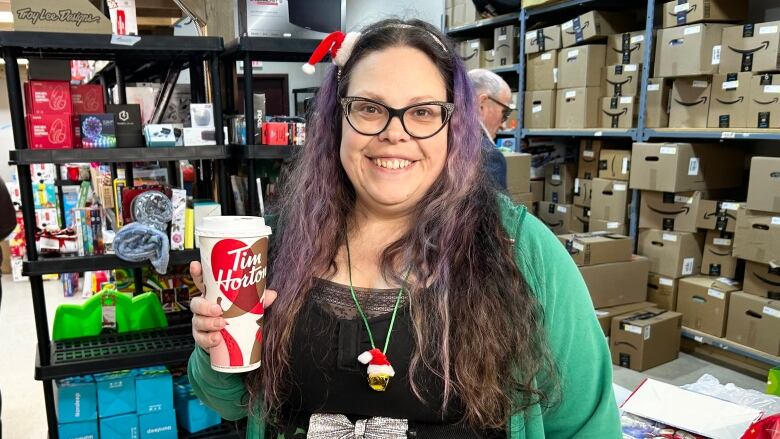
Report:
358,348,395,392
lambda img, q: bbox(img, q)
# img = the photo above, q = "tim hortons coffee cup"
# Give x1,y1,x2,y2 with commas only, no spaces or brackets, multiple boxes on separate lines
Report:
196,216,272,373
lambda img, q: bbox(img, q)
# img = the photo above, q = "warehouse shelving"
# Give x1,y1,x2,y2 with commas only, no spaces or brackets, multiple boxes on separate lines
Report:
642,128,780,141
682,327,780,368
521,128,637,139
446,12,521,38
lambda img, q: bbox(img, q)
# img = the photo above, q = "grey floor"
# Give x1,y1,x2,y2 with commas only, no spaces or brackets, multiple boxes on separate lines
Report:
0,275,768,438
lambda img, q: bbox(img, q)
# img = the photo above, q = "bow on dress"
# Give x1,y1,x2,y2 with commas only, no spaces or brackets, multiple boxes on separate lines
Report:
307,414,408,439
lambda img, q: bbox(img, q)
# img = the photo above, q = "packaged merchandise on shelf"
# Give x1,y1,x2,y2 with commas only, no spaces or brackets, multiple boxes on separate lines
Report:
590,178,630,222
748,73,780,128
732,207,780,266
189,103,214,128
138,409,177,439
557,231,633,266
143,124,177,148
192,200,221,248
555,87,601,128
557,45,606,89
637,229,704,278
701,229,737,278
607,31,648,65
560,10,633,48
100,413,139,439
707,72,752,128
61,272,80,297
676,276,741,337
639,190,709,233
596,301,656,336
135,366,173,414
543,162,575,204
24,80,72,115
458,38,492,71
108,0,139,35
26,114,77,149
107,104,144,148
32,182,57,209
80,113,117,148
610,307,682,371
537,201,573,234
71,84,105,114
696,199,741,233
182,127,217,146
669,77,712,128
600,96,637,129
629,142,745,192
36,207,60,231
725,292,780,356
645,78,671,128
174,376,221,433
523,90,555,129
578,139,602,180
504,152,532,195
746,157,780,213
493,25,519,66
605,64,640,97
58,420,99,439
526,50,558,91
647,273,680,310
94,369,137,418
55,375,97,423
653,24,727,77
579,255,650,308
719,21,780,73
523,137,574,179
524,24,561,55
661,0,747,28
170,189,186,251
743,261,780,299
573,177,592,207
571,206,590,233
598,148,631,181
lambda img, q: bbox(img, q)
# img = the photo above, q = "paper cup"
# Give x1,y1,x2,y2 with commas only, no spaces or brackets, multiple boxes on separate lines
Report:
196,216,272,373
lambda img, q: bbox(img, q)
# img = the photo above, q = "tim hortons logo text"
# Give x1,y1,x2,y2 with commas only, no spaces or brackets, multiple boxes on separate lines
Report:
215,244,266,292
16,8,102,27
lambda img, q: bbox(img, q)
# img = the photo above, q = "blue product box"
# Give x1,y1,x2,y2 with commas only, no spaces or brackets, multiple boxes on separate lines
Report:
99,413,139,439
55,375,97,423
143,124,177,147
134,366,173,414
58,420,98,439
174,376,221,433
94,369,136,417
139,410,178,439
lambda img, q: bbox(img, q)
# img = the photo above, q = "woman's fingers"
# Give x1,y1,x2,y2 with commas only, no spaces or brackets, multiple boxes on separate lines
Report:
190,296,223,317
193,328,223,349
190,261,205,294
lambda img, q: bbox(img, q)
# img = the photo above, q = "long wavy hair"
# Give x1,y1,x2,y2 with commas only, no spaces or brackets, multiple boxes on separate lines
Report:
250,18,556,429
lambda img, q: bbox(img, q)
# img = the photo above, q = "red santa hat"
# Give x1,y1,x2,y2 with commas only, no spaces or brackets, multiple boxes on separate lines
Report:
302,31,361,75
358,348,395,377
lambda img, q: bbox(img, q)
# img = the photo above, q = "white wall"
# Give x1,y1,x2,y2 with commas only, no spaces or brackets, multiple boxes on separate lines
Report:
345,0,444,31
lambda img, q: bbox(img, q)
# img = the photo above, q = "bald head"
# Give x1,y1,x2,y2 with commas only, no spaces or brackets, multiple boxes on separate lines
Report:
468,69,512,138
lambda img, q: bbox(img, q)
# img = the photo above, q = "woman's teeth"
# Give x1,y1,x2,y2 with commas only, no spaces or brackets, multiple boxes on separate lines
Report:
373,158,412,169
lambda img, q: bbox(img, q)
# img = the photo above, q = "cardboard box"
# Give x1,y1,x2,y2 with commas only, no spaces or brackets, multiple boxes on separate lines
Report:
748,73,780,128
595,301,656,336
526,51,558,91
530,179,544,202
607,31,648,65
733,207,780,266
677,276,741,337
639,190,706,233
573,177,592,207
637,229,703,278
645,78,671,128
725,292,780,356
524,90,555,128
610,307,682,371
590,219,627,235
605,64,640,97
100,413,139,439
561,11,632,48
107,104,144,148
558,231,633,266
58,421,99,439
524,24,561,55
94,370,136,418
135,367,173,414
696,199,741,233
707,72,752,128
669,77,711,128
598,149,631,181
71,84,105,114
557,45,606,89
510,191,535,207
647,273,680,310
138,410,177,439
701,229,737,278
544,163,575,204
571,206,590,233
629,142,744,192
537,201,573,234
662,0,747,28
747,157,780,213
504,152,532,194
590,178,629,222
174,377,222,433
493,25,519,66
720,21,780,73
55,375,97,423
458,39,491,71
600,96,637,128
12,0,112,33
449,0,479,28
24,80,72,115
743,261,780,300
555,87,601,128
578,139,602,180
579,255,651,308
26,114,75,149
653,24,727,77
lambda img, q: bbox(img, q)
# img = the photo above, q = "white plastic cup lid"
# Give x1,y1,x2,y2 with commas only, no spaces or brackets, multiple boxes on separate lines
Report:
195,216,272,238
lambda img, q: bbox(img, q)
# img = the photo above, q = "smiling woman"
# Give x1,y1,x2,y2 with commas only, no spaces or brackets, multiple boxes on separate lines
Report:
188,18,621,439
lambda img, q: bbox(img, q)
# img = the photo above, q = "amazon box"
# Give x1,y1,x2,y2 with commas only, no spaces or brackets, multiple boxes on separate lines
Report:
579,255,650,308
558,231,633,266
596,301,656,336
701,229,738,278
607,31,649,65
748,73,780,128
677,276,741,337
590,219,628,235
733,207,780,266
647,273,680,310
610,307,682,371
556,87,601,128
707,73,752,128
573,178,593,207
669,77,711,128
494,25,519,66
743,261,780,300
605,64,640,97
530,179,544,203
571,206,591,233
590,178,630,222
638,229,704,279
544,163,575,204
726,292,780,356
639,190,707,233
505,152,532,195
645,78,672,128
561,11,632,48
598,149,631,181
720,22,780,74
449,1,479,28
524,24,561,55
557,45,606,89
578,139,602,180
654,24,726,77
629,142,744,192
458,39,491,71
696,200,741,233
662,0,747,29
524,90,556,129
747,157,780,213
538,202,573,235
526,51,558,91
600,96,637,128
510,192,535,208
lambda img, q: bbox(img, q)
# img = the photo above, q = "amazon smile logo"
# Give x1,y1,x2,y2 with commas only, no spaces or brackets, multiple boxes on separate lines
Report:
728,41,771,55
674,96,707,107
647,204,690,215
716,96,744,105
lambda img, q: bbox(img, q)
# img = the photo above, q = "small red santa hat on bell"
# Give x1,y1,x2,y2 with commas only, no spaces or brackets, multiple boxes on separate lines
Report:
358,348,395,377
302,30,361,75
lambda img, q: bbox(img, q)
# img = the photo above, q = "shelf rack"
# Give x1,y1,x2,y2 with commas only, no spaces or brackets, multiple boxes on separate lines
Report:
682,327,780,368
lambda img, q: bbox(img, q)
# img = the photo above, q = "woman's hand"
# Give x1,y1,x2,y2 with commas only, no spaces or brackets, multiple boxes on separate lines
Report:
189,261,277,352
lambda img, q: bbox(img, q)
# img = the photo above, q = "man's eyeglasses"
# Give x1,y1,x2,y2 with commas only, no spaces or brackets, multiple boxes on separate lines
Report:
487,95,514,123
340,97,455,139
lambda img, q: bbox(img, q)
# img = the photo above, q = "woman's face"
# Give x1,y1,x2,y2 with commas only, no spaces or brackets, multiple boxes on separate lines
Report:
340,45,449,216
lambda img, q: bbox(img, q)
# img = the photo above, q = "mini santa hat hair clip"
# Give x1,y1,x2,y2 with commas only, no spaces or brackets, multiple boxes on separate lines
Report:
301,30,360,75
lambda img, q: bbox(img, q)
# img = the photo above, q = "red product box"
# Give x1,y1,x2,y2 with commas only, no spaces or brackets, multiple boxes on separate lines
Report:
24,80,72,115
262,122,290,145
71,84,105,114
26,114,75,149
72,115,82,148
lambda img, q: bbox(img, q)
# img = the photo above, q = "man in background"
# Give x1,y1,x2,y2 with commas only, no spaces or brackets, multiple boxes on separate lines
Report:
468,69,513,191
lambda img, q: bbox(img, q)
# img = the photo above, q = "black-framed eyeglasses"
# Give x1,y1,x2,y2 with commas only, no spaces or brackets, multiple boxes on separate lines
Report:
487,95,514,122
340,97,455,139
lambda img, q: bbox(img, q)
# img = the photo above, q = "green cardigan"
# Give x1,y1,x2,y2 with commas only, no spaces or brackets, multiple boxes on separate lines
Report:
188,196,622,438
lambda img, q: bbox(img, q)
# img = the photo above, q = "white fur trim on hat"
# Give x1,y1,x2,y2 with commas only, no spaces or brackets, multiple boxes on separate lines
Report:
358,350,373,364
334,32,361,67
302,63,316,75
367,364,395,377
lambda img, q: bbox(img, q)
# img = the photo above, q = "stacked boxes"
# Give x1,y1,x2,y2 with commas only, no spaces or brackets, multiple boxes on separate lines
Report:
524,24,560,129
592,147,631,233
445,0,480,29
